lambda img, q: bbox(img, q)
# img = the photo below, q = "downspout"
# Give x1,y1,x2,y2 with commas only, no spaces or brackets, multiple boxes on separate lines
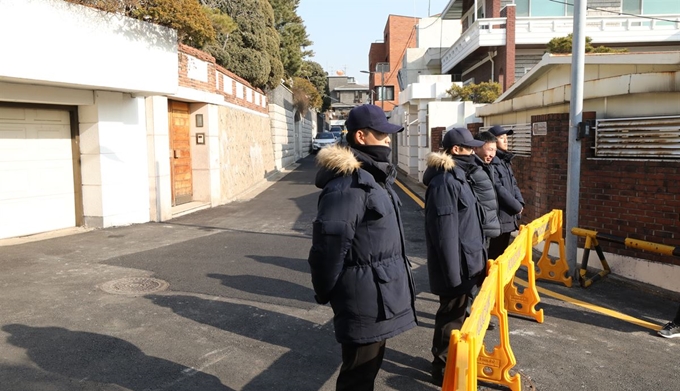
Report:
488,51,494,82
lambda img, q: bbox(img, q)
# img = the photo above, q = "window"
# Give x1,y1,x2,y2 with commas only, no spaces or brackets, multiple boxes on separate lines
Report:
623,0,680,26
375,86,395,102
595,116,680,159
624,0,680,14
514,0,573,17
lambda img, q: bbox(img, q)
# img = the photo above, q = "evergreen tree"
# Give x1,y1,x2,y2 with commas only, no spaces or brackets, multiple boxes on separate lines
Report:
546,34,628,54
202,0,284,90
300,60,327,100
269,0,313,80
446,82,502,103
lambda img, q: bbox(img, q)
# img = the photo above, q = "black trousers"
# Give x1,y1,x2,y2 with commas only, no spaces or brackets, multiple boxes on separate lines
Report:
336,340,386,391
674,304,680,324
488,232,512,260
431,294,470,372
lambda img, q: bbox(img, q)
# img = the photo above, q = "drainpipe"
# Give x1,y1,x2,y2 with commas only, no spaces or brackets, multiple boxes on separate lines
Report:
488,51,494,82
474,0,478,23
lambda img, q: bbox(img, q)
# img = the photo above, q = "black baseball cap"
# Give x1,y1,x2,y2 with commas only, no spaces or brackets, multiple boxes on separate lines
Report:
442,127,485,150
345,104,404,134
488,125,514,136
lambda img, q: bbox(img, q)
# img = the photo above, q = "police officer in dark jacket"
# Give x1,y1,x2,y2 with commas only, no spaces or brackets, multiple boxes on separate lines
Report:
472,131,501,243
423,127,487,386
487,125,525,260
308,104,417,391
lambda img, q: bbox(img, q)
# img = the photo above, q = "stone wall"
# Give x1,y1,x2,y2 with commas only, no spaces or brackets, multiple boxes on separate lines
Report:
218,106,276,203
268,85,314,170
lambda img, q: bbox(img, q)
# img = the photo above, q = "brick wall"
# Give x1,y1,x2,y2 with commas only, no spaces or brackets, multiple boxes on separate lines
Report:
467,122,483,137
464,61,493,84
514,112,680,265
431,127,445,152
178,44,267,114
382,15,418,110
498,5,516,91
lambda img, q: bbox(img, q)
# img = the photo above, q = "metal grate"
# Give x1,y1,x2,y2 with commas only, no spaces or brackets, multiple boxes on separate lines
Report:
595,116,680,158
480,123,532,157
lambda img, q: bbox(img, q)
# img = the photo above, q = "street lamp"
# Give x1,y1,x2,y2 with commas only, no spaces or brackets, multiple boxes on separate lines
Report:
361,62,389,110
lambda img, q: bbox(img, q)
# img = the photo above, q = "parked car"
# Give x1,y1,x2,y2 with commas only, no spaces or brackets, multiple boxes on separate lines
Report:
312,132,338,153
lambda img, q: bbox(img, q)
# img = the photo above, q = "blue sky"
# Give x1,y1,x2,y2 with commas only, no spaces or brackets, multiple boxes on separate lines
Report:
297,0,452,85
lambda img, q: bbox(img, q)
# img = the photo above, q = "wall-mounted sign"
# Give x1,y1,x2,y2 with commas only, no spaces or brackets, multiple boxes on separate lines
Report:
532,122,547,136
196,133,205,145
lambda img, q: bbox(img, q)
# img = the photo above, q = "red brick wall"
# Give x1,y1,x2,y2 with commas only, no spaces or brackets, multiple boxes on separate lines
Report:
498,6,516,91
467,122,483,137
488,0,501,17
431,127,445,152
177,44,267,114
513,112,680,265
464,61,493,84
378,15,418,111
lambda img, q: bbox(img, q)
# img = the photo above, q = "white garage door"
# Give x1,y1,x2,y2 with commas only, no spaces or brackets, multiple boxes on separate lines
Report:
0,106,76,239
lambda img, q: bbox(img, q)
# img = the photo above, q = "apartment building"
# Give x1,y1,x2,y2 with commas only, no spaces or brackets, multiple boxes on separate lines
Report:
439,0,680,91
368,15,422,113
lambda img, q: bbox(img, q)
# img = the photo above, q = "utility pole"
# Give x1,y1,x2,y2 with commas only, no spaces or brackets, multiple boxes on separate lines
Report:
566,0,587,280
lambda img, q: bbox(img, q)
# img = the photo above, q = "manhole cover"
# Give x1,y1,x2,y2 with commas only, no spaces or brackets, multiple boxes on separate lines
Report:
100,277,169,295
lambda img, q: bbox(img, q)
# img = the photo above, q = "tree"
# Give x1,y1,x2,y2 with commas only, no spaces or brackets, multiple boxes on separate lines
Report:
299,60,327,107
292,76,322,116
130,0,216,47
202,0,284,90
446,82,502,104
269,0,313,80
546,34,628,54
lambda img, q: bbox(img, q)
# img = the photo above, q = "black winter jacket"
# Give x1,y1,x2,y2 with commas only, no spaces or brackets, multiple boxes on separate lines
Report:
470,155,501,239
308,145,417,344
422,152,487,296
491,149,524,233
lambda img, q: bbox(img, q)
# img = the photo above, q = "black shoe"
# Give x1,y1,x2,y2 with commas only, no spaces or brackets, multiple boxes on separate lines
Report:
431,372,443,387
431,366,444,387
488,321,496,331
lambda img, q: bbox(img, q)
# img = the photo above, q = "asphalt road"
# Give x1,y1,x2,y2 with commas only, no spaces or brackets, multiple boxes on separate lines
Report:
0,154,678,390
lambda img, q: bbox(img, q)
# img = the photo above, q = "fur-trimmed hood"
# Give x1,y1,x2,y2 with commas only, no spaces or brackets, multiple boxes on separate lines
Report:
314,145,361,188
423,152,456,186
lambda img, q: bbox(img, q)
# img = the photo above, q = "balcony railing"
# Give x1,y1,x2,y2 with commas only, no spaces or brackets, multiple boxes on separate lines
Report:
441,18,507,74
441,14,680,74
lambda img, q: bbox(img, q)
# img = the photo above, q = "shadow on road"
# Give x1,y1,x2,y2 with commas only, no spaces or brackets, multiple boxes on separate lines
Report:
207,273,315,303
145,294,338,391
1,324,231,391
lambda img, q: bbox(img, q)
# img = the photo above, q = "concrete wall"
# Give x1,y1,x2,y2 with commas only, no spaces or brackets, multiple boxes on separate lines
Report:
80,91,151,228
0,0,177,96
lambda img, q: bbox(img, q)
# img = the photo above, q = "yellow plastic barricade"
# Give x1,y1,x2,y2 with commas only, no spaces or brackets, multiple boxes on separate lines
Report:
443,227,530,391
531,209,571,287
504,209,571,323
444,263,498,391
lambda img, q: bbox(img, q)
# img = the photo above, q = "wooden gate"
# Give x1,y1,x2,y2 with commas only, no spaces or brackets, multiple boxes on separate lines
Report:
168,101,192,206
